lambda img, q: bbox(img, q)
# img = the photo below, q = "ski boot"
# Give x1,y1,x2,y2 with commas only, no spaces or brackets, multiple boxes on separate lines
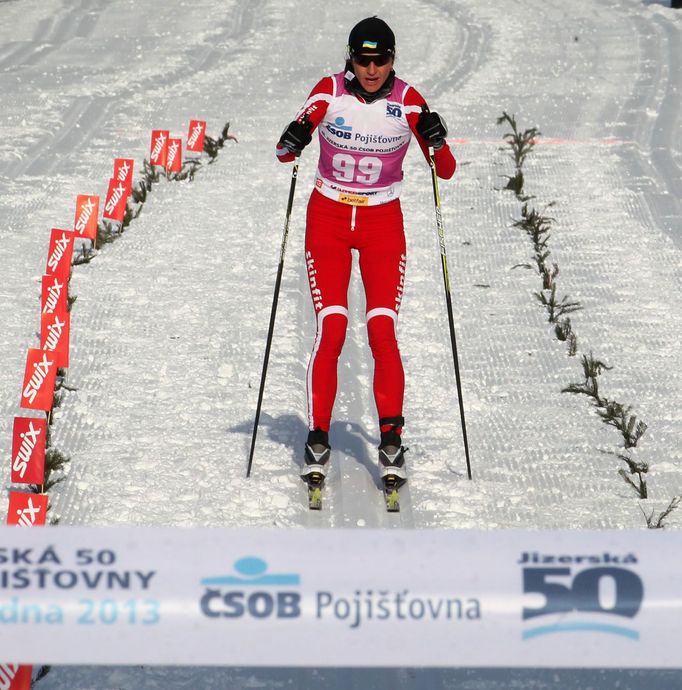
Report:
378,417,408,512
301,428,330,510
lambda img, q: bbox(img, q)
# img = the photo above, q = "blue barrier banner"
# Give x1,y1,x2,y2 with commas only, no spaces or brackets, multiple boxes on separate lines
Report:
0,527,680,667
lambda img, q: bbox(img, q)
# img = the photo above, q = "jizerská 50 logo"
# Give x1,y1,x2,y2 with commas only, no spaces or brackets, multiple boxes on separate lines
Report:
386,102,402,118
520,551,644,641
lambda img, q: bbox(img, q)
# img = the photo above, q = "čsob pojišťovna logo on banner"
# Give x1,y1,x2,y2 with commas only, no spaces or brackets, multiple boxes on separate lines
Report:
200,557,302,620
199,556,482,629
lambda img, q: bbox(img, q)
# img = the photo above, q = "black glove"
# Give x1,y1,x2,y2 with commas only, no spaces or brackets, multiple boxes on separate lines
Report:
416,109,448,150
278,119,313,155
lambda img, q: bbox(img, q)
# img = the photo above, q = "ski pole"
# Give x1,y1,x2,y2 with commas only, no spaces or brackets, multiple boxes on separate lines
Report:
246,154,300,478
426,140,473,481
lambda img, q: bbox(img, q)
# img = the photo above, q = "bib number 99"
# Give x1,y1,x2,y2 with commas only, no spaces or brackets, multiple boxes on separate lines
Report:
332,154,382,185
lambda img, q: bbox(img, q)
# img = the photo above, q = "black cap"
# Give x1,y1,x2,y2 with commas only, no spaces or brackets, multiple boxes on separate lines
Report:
348,17,395,56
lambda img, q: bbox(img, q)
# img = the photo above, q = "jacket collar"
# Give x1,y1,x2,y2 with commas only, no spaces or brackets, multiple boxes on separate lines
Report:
343,65,395,104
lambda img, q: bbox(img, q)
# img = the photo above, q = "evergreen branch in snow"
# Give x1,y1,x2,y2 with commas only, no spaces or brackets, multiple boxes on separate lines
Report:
563,353,647,448
554,316,572,340
51,389,64,413
142,158,162,188
73,239,98,266
513,204,554,251
496,111,541,177
169,158,202,182
554,318,578,356
29,446,70,494
615,452,649,499
641,496,682,529
503,170,524,196
511,201,580,357
562,352,609,401
121,202,137,229
581,352,612,379
534,284,583,323
96,219,119,247
203,121,238,163
539,261,559,290
131,179,148,204
596,400,648,448
55,376,78,393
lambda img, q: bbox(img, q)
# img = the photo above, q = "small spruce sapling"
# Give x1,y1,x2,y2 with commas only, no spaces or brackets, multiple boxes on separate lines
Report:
497,111,541,197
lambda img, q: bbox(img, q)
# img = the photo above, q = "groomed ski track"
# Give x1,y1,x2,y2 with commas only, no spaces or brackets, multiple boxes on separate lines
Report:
0,0,681,686
0,0,680,532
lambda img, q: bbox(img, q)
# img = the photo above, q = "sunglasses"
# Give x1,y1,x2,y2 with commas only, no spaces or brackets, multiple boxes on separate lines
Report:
352,53,393,68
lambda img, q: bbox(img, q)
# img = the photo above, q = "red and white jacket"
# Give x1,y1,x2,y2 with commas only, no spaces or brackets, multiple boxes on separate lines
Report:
277,71,456,206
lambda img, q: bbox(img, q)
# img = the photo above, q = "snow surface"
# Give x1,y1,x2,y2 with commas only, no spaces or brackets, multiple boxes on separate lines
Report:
0,0,681,686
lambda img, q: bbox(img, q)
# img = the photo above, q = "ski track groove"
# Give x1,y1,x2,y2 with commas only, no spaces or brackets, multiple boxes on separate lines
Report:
0,0,267,180
334,293,409,529
595,10,682,249
418,0,490,98
0,0,106,72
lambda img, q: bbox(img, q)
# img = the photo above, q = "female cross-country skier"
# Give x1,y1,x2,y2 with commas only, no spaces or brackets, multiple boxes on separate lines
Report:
276,16,455,493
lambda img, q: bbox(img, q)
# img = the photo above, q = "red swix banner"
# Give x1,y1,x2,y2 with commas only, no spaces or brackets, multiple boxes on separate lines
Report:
186,119,206,153
6,492,48,526
20,348,57,412
74,194,99,241
113,157,134,185
102,177,129,224
0,664,32,689
11,417,47,485
41,274,67,315
150,129,169,167
41,308,70,369
45,229,75,281
166,138,182,173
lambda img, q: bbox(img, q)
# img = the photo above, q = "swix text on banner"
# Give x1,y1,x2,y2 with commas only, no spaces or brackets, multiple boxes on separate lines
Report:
11,417,47,485
0,664,32,690
41,275,67,316
113,158,134,185
40,309,70,369
150,130,169,167
20,348,57,412
44,229,74,282
6,492,48,526
73,194,99,241
186,120,206,153
166,138,182,173
103,177,130,224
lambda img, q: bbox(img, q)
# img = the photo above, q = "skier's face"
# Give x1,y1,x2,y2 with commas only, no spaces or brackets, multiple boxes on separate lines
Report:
352,54,394,93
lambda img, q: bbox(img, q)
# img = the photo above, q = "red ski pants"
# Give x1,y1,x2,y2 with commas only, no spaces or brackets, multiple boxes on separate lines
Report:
305,190,406,432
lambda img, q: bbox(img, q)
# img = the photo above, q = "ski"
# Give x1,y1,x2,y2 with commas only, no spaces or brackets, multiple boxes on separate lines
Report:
308,485,323,510
305,473,325,511
382,476,401,513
